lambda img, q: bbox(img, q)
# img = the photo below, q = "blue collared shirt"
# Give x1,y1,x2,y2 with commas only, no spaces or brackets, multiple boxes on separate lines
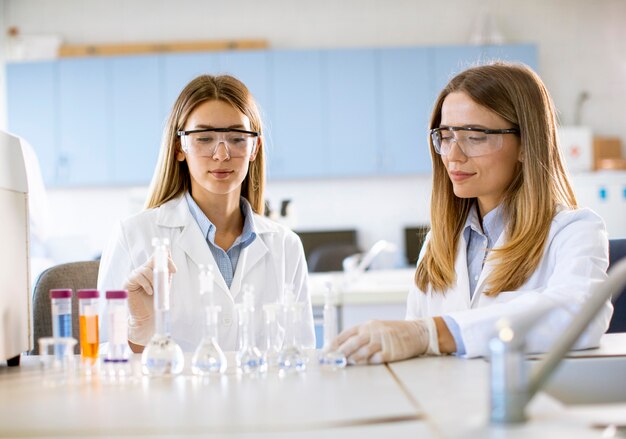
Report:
443,202,506,355
185,192,257,288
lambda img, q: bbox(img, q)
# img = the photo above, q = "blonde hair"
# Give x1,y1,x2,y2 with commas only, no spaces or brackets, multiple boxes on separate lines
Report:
415,62,577,296
145,74,265,213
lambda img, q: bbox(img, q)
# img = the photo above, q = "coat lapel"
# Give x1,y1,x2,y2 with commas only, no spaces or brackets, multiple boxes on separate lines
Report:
471,231,507,306
156,197,231,299
229,227,270,300
454,233,472,308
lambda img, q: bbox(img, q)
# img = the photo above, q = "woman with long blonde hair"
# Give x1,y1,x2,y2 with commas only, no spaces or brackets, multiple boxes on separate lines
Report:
333,62,613,363
98,75,315,353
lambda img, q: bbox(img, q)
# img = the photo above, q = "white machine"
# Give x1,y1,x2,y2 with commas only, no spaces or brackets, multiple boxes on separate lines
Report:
0,130,31,365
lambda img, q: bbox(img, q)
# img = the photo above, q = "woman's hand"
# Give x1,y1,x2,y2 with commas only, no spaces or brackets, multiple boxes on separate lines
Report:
331,318,439,365
123,255,177,348
332,317,454,364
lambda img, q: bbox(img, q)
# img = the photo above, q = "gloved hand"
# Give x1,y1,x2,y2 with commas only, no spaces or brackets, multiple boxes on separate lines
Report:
123,255,177,345
331,318,440,365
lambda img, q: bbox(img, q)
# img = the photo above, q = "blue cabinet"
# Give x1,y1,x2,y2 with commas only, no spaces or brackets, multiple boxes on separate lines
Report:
324,49,378,176
57,58,110,185
432,45,486,103
161,52,219,116
6,44,538,186
378,47,434,174
217,51,272,119
110,55,162,185
269,50,326,179
6,62,58,185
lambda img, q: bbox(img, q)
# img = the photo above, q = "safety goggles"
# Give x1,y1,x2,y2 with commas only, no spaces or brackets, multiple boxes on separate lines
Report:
430,126,519,157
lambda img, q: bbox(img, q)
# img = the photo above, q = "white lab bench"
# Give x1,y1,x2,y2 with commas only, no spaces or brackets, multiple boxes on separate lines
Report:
308,268,415,338
1,334,625,438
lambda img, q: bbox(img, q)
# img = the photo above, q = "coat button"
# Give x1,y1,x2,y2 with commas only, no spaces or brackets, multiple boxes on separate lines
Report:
222,315,232,326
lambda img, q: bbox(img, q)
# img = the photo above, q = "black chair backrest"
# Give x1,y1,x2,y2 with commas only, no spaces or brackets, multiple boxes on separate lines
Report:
608,238,626,333
30,260,100,354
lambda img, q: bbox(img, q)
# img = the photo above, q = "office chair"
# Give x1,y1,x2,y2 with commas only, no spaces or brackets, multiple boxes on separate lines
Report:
30,260,100,354
307,243,361,273
608,238,626,333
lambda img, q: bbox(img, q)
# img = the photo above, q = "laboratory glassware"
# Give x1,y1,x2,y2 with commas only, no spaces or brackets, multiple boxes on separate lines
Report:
104,290,130,364
277,284,307,373
49,288,73,357
141,237,184,376
50,289,72,339
262,303,281,372
77,289,100,365
318,282,347,370
236,284,264,375
39,336,78,384
191,265,227,376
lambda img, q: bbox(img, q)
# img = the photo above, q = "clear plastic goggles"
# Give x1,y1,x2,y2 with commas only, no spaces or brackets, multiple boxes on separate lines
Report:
431,126,519,157
178,128,259,158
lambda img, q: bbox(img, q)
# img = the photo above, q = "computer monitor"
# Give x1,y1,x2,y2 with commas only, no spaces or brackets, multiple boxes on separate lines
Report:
294,229,358,269
0,131,31,365
404,225,430,266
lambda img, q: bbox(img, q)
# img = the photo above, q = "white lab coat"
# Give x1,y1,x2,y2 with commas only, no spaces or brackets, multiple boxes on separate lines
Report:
406,207,613,358
97,195,315,352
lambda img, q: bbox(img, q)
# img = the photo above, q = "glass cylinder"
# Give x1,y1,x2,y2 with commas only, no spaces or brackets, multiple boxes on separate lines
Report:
319,282,347,370
236,284,264,375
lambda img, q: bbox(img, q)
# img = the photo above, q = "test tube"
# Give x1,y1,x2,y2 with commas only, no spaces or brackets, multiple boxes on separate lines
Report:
104,290,129,364
77,289,100,365
50,289,73,339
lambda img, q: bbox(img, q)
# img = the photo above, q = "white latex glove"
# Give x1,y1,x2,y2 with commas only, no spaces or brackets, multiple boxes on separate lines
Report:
123,255,177,346
331,318,440,365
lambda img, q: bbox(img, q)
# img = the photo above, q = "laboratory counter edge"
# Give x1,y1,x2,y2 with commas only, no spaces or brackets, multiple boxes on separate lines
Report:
0,333,625,438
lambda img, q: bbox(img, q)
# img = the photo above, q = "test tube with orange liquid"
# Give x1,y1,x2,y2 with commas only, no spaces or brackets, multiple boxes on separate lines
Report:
77,289,100,365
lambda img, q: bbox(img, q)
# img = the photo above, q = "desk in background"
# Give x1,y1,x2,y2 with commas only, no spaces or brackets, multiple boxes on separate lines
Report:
308,268,414,347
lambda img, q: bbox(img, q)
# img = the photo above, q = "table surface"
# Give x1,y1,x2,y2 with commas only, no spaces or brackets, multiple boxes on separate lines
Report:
1,334,625,438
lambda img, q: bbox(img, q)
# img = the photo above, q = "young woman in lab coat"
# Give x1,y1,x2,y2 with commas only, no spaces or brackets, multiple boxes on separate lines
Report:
98,75,315,353
333,62,613,364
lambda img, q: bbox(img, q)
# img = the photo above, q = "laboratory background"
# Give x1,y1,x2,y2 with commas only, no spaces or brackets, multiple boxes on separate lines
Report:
1,0,626,437
2,0,626,326
2,0,625,277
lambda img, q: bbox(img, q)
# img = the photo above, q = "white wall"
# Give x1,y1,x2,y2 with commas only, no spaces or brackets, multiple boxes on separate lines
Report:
3,0,626,268
44,176,432,268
